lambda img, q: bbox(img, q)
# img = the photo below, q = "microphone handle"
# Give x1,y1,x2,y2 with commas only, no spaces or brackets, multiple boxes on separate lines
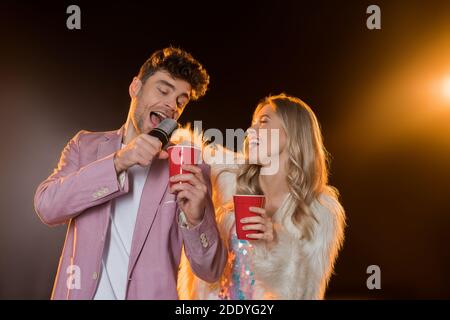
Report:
149,127,170,148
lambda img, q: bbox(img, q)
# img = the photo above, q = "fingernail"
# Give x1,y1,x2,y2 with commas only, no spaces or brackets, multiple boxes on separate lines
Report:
240,219,246,223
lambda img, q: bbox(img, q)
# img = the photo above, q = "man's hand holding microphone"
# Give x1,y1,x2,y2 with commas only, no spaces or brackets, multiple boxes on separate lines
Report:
113,119,208,228
113,134,169,173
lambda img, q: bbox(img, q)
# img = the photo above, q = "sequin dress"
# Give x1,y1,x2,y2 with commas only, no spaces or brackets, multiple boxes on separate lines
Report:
218,230,256,300
217,194,291,300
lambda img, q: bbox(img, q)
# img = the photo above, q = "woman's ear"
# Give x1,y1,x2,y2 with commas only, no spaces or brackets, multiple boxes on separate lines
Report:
129,77,142,98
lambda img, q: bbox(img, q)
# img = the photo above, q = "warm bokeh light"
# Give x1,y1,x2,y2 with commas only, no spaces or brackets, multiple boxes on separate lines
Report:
443,76,450,101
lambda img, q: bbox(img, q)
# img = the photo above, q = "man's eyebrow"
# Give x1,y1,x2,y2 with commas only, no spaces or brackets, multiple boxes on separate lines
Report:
157,80,190,100
156,80,175,90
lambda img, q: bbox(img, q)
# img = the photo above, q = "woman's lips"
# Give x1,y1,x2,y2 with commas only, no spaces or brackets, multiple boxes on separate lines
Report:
249,138,260,146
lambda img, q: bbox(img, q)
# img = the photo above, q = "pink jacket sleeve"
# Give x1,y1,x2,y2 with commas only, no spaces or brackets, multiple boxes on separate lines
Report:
178,165,228,283
34,131,129,226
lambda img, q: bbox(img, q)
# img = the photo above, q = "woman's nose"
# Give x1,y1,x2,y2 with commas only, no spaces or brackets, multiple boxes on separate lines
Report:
247,127,258,138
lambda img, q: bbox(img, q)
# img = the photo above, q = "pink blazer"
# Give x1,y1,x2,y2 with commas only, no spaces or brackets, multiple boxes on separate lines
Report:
34,126,227,299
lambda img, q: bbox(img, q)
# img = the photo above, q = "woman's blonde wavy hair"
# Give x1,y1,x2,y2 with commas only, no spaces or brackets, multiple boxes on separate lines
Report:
235,93,334,240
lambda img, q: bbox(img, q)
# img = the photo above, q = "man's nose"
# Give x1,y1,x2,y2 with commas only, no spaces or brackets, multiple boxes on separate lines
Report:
164,100,177,118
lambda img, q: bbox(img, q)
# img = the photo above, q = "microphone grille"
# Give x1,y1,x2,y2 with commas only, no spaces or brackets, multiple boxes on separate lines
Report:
158,118,179,135
149,118,179,147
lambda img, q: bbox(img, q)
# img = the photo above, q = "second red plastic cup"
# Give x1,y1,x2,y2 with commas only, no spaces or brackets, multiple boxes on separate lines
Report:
233,195,266,240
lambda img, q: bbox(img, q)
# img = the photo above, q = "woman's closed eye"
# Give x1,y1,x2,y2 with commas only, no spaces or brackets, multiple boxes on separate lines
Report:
251,118,268,127
258,119,269,127
259,114,270,124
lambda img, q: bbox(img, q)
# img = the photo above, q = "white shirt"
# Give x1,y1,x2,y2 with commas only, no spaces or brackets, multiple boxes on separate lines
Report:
93,144,150,300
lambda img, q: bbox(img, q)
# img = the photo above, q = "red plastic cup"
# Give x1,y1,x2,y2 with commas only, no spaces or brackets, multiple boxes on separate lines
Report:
167,145,202,187
233,195,266,240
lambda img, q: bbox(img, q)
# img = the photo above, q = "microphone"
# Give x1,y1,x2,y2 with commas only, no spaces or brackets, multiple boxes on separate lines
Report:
148,118,179,148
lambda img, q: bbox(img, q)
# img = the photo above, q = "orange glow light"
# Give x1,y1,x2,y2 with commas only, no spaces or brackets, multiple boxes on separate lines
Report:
443,76,450,101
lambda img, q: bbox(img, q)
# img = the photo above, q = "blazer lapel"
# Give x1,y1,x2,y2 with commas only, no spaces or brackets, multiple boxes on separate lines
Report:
128,158,169,277
97,125,170,278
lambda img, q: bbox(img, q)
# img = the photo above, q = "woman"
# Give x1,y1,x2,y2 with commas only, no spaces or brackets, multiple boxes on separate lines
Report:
179,93,346,300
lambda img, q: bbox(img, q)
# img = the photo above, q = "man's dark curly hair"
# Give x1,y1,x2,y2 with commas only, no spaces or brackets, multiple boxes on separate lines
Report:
137,47,210,101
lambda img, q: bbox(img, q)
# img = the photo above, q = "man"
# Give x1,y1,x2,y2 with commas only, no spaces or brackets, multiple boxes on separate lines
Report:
34,47,227,300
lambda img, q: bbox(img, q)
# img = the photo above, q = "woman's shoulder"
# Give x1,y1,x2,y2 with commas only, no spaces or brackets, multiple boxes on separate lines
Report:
279,187,346,242
312,187,346,225
306,187,346,251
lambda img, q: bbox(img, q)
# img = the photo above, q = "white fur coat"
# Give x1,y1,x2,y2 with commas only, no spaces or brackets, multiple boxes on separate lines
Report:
174,131,346,300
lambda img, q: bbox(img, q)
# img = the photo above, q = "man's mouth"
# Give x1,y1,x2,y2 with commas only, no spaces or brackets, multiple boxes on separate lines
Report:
150,111,169,127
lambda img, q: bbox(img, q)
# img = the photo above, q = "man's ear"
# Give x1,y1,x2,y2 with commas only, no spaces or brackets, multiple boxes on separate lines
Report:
129,77,143,98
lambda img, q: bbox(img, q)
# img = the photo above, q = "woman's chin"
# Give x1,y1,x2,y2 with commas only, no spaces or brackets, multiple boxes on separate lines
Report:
247,154,268,166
